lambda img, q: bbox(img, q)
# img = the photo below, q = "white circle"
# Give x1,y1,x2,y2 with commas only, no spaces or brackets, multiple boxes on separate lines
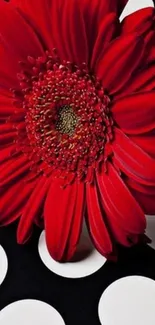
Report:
0,245,8,286
98,276,155,325
146,215,155,250
38,224,106,278
0,299,65,325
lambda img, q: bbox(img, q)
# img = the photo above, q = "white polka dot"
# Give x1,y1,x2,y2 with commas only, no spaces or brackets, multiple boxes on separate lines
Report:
0,300,65,325
38,224,106,278
146,215,155,250
120,0,154,21
0,245,8,286
98,276,155,325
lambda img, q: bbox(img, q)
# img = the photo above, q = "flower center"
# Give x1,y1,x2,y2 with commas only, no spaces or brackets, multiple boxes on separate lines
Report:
16,50,114,181
56,105,79,136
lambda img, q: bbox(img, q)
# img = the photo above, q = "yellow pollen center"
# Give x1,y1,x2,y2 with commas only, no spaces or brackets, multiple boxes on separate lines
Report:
56,105,79,136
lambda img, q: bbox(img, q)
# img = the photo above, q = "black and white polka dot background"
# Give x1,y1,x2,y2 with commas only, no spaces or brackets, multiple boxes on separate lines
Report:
1,0,155,324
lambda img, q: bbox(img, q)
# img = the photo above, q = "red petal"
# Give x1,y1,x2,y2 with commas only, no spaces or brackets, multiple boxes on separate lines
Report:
44,179,84,261
129,131,155,159
0,155,31,186
0,93,16,117
0,123,16,134
12,0,54,53
129,188,155,216
121,7,155,35
112,92,155,135
117,29,155,98
139,30,155,66
80,0,129,16
0,145,18,164
96,182,138,247
0,46,19,89
65,181,85,260
86,180,113,256
0,1,43,88
17,176,51,244
146,36,155,64
11,0,88,64
0,180,34,226
91,13,119,70
125,177,155,214
80,0,129,59
96,163,146,235
55,0,88,64
119,64,155,96
125,177,155,196
12,0,129,16
0,2,44,58
41,0,89,64
0,132,17,146
11,0,128,65
96,34,144,94
112,128,155,186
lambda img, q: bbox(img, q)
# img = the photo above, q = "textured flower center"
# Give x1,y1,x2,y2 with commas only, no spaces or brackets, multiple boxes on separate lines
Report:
56,105,79,136
15,51,114,180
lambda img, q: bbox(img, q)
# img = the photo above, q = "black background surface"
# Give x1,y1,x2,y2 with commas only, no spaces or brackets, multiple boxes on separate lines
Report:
0,222,155,325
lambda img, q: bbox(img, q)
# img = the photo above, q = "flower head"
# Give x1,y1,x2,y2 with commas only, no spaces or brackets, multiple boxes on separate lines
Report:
0,0,155,261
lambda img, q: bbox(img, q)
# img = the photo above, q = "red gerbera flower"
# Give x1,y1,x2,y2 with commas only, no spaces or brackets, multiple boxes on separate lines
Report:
0,0,155,261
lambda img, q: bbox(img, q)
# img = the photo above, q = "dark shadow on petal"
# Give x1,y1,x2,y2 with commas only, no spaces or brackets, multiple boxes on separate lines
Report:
70,222,94,262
